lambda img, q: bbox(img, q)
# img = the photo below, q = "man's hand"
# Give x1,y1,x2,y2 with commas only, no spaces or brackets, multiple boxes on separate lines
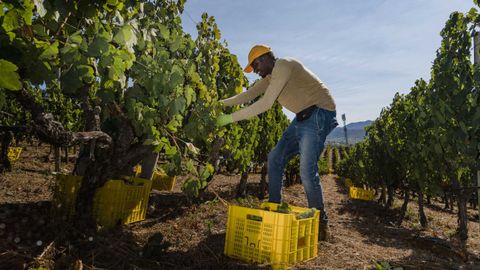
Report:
216,114,233,127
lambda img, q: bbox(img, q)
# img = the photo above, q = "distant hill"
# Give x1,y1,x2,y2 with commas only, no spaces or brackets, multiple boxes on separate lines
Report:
326,120,373,145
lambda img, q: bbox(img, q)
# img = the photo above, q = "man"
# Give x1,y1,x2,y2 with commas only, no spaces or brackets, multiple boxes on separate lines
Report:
216,44,338,241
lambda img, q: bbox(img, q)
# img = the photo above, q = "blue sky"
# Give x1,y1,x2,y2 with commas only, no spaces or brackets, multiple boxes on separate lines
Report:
181,0,475,123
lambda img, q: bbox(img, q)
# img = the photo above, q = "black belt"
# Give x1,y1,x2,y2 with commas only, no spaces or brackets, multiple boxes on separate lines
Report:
296,105,318,121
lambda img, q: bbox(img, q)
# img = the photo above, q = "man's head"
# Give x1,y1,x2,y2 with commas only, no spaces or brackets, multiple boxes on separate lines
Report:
244,44,276,78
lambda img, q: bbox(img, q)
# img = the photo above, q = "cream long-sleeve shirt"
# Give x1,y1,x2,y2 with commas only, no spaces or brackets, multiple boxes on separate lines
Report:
221,57,336,122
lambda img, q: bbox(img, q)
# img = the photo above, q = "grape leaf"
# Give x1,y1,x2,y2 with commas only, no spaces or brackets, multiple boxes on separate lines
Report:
0,59,22,91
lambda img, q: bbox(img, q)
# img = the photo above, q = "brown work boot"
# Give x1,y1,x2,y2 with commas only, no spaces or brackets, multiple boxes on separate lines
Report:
318,222,330,241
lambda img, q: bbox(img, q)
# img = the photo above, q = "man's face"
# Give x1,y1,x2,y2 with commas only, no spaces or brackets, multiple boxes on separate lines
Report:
251,55,273,78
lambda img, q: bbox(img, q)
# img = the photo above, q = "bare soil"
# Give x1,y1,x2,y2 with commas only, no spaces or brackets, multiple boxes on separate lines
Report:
0,144,479,270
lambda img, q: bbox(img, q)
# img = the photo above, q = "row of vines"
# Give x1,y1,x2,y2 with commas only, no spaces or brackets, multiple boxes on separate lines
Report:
283,144,349,187
337,5,480,243
0,0,291,229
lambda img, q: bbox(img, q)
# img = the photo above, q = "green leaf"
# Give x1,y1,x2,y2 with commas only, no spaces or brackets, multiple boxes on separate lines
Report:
184,86,196,106
163,141,177,156
52,10,60,22
60,44,81,65
61,65,94,93
88,35,110,57
200,163,214,180
68,31,83,44
358,160,364,168
39,41,59,60
21,2,34,25
158,24,170,39
0,59,22,91
169,36,183,52
6,32,16,41
170,97,186,116
34,0,48,17
166,118,180,132
169,66,185,89
113,25,137,51
181,177,200,197
2,10,23,33
373,261,384,270
185,159,197,175
32,23,49,37
113,25,132,45
108,56,127,85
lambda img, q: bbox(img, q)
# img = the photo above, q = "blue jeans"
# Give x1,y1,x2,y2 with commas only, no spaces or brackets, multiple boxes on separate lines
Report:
268,107,338,223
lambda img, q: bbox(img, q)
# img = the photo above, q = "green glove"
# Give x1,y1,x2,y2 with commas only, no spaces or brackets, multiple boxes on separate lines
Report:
216,114,233,127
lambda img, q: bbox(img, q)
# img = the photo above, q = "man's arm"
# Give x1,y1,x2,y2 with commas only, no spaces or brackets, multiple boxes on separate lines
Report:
221,77,270,106
230,62,292,122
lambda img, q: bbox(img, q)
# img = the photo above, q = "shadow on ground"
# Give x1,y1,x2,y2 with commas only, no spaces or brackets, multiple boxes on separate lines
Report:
0,201,57,270
154,233,267,270
332,177,480,269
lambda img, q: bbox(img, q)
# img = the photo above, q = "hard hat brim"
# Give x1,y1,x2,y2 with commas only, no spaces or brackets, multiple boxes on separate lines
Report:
244,65,254,73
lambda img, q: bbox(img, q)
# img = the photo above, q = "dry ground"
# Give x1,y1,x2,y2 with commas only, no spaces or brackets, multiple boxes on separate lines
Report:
0,144,479,270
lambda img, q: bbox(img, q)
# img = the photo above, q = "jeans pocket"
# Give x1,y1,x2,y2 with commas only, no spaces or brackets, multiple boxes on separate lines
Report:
315,109,325,134
327,116,339,135
319,110,338,136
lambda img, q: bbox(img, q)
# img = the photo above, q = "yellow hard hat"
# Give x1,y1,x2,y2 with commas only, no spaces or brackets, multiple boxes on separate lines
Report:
244,44,272,73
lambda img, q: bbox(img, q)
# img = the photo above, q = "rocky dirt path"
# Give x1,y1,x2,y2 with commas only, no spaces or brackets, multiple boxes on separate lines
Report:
287,175,480,270
137,173,479,269
1,146,479,269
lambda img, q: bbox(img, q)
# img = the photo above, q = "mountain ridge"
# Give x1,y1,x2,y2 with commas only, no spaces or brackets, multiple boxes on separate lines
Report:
326,120,373,144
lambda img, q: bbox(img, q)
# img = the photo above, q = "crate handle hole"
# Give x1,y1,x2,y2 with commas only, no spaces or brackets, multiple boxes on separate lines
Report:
246,214,262,222
297,237,306,248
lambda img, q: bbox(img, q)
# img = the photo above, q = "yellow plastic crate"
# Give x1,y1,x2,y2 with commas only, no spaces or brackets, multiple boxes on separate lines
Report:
345,178,353,188
151,171,176,191
52,175,83,220
7,147,22,161
224,202,319,269
93,177,152,228
53,175,151,228
349,186,375,201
